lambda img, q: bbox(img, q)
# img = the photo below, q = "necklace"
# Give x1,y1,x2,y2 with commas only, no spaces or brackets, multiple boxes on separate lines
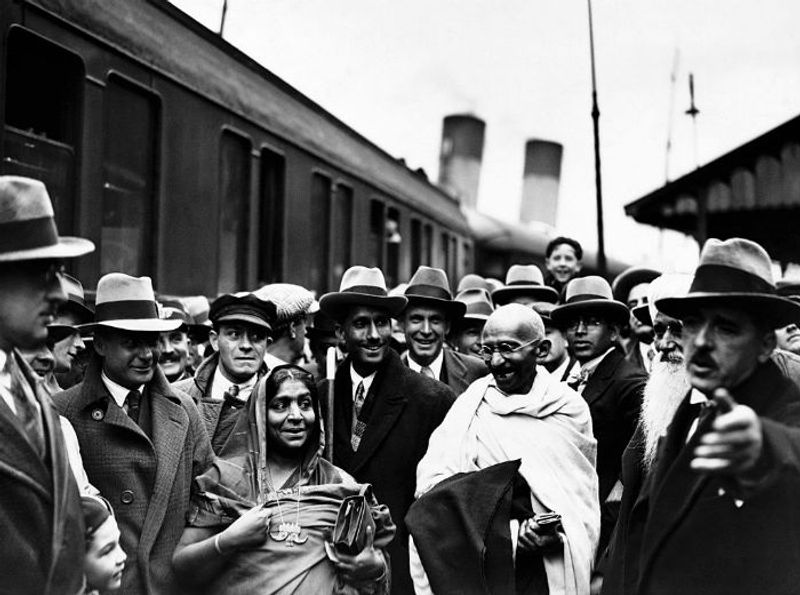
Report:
266,462,308,546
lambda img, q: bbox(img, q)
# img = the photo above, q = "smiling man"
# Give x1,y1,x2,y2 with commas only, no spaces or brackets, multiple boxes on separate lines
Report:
320,265,455,595
401,266,487,395
157,298,193,383
54,273,213,594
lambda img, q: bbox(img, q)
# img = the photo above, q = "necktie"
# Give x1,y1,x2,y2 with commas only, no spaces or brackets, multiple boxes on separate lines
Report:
223,384,244,409
421,366,435,379
126,389,141,425
351,381,366,451
8,358,45,458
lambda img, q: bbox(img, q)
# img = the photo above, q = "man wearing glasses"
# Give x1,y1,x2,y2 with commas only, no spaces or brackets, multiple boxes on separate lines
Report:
411,303,599,595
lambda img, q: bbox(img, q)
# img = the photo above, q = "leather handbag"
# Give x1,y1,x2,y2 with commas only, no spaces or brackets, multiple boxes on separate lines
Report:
331,485,375,556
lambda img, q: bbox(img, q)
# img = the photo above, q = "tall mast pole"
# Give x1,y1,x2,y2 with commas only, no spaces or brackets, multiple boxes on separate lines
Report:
587,0,606,275
219,0,229,36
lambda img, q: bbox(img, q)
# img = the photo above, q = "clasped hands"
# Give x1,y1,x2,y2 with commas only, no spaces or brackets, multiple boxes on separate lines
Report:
517,517,563,554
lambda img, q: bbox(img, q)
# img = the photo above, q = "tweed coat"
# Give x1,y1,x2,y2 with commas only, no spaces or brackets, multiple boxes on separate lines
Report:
602,359,800,595
54,357,213,595
323,348,455,595
403,347,488,396
0,350,85,595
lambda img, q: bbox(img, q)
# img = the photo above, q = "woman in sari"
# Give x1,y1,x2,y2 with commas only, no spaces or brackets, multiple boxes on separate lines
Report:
173,364,394,594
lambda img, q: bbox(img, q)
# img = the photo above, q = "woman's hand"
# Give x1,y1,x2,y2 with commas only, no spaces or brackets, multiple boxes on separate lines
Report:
219,505,271,552
329,525,386,584
517,518,563,554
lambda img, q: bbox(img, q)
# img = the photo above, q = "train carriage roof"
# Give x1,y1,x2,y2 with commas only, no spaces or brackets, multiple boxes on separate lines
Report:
25,0,468,232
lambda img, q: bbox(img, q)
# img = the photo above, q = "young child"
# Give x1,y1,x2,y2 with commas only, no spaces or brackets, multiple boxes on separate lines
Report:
81,495,127,593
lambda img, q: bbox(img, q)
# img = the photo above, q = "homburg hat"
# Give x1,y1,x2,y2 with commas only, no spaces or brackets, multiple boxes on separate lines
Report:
657,238,800,328
403,266,466,319
491,264,559,305
454,288,494,322
319,266,407,321
550,276,630,327
612,266,661,303
0,176,94,261
86,273,182,332
209,292,277,331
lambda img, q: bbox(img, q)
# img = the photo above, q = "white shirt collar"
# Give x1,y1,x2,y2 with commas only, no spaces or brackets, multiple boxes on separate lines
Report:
579,346,616,375
263,352,289,370
210,365,258,402
689,388,708,405
407,349,444,379
101,370,144,408
349,364,377,402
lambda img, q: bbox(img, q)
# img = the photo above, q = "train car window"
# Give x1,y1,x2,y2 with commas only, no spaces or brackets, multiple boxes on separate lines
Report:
258,148,285,284
309,172,332,293
385,207,401,288
331,183,353,287
2,28,84,233
368,199,385,269
450,235,459,283
440,231,451,276
410,219,422,270
218,130,252,293
423,223,433,265
100,75,158,277
462,240,473,277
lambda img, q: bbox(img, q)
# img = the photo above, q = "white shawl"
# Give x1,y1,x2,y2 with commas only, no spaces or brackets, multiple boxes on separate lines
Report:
415,368,599,595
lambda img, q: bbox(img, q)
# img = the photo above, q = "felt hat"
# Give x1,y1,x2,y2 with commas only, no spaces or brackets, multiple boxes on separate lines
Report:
253,283,314,324
47,324,80,343
456,273,491,294
657,238,800,328
612,266,661,303
776,266,800,302
209,292,277,331
319,266,408,321
551,276,630,326
491,264,559,305
454,288,494,322
86,273,182,333
643,273,693,325
58,273,94,324
306,310,338,341
0,176,94,261
632,304,651,326
531,301,557,327
403,266,466,319
158,298,191,330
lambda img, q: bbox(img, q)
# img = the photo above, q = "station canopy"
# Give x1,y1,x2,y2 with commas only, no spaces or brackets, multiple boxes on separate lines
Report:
625,114,800,264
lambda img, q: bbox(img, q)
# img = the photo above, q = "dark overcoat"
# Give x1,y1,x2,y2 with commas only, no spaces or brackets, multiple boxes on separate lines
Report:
54,358,213,595
603,359,800,595
324,348,455,595
0,350,84,595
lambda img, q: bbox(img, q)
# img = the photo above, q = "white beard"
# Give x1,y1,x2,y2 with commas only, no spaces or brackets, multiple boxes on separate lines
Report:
640,357,691,472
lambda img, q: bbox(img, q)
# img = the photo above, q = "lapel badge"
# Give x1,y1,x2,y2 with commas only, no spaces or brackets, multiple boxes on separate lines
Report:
91,408,105,421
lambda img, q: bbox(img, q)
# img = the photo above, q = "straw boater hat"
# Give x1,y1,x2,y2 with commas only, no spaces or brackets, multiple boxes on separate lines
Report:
0,176,94,261
491,264,559,306
209,292,277,331
657,238,800,328
454,288,494,322
550,276,630,327
86,274,181,332
319,266,407,321
403,266,466,319
612,266,661,303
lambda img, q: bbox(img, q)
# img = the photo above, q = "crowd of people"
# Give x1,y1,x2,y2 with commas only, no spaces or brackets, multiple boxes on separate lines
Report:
3,173,800,594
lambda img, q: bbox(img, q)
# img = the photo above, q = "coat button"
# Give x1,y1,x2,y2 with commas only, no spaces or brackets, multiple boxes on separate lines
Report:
91,409,104,421
120,490,135,504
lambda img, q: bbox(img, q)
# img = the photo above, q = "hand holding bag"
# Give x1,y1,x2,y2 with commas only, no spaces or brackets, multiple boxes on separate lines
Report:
331,485,376,556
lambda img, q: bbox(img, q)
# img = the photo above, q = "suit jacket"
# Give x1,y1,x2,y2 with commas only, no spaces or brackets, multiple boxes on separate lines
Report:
54,358,213,595
603,359,800,595
0,350,84,595
403,348,488,396
580,347,647,503
324,349,455,595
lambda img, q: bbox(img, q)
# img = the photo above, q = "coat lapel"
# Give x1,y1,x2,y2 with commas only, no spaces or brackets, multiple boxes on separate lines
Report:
442,349,464,385
581,349,622,406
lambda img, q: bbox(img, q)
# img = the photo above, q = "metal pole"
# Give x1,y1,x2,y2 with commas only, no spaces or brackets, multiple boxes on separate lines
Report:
324,346,336,461
587,0,606,276
219,0,228,37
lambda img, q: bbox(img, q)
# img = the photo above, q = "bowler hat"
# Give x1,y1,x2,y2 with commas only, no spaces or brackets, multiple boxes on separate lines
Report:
657,238,800,328
491,264,559,305
210,292,277,331
86,274,182,333
612,267,661,303
319,266,407,321
403,266,466,319
455,288,494,322
551,276,630,326
0,176,94,261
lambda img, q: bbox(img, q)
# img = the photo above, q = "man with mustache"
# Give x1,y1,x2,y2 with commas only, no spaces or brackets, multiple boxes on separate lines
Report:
602,238,800,595
157,298,193,382
173,292,276,453
55,273,214,594
320,266,455,594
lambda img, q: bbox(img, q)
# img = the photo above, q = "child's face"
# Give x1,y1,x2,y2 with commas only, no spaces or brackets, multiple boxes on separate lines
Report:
85,517,127,591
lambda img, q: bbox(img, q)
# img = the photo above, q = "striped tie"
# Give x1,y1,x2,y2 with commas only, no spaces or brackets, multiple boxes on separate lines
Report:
351,380,366,451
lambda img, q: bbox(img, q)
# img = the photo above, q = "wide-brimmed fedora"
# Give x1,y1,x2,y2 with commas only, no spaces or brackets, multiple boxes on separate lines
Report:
209,293,277,331
454,288,494,322
612,266,661,303
491,264,559,305
0,176,94,262
657,238,800,328
319,266,407,321
551,276,630,326
456,273,491,294
403,266,466,319
85,273,181,332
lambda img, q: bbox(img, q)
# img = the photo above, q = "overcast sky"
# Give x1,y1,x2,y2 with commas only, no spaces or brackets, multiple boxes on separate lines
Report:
170,0,800,271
